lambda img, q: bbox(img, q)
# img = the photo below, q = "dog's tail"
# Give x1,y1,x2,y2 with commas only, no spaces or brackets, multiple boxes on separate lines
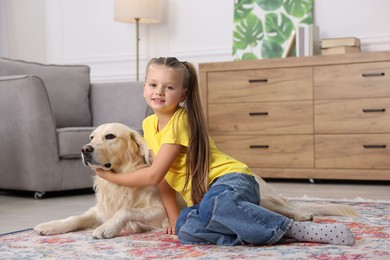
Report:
254,175,360,218
294,202,360,217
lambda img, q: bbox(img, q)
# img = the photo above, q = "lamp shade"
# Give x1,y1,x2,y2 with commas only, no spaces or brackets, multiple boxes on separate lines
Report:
114,0,163,24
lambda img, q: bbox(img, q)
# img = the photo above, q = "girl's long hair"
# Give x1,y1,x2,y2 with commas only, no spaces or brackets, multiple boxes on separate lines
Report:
146,57,210,205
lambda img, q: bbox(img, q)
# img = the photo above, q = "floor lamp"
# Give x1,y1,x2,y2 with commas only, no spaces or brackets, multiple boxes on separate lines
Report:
114,0,163,81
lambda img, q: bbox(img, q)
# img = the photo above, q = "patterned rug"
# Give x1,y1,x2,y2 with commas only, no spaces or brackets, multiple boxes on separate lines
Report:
1,198,389,259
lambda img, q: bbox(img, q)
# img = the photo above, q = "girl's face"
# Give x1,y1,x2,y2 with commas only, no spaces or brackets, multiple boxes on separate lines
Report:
144,64,188,115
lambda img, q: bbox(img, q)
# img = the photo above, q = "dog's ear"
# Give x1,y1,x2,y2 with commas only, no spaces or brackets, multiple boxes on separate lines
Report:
129,132,151,165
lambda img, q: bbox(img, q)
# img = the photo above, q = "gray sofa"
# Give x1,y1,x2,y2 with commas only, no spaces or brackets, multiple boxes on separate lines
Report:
0,57,152,198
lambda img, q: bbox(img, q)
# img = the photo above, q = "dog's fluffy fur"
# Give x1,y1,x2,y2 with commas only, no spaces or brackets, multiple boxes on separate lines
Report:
256,176,359,221
34,123,167,239
34,123,358,239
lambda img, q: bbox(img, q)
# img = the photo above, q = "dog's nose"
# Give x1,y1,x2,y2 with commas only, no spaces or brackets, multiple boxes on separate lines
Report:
81,144,94,155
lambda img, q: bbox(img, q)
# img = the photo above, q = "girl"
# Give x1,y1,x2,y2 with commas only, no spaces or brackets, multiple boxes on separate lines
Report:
96,57,355,246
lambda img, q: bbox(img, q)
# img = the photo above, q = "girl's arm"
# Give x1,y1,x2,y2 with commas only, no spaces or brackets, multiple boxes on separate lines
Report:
95,143,181,187
158,178,179,235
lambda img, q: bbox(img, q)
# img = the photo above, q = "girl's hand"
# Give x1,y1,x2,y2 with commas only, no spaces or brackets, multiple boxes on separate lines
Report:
166,220,177,235
95,168,113,181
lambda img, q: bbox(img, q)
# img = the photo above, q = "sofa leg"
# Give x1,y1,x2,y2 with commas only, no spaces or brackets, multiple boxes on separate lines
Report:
34,191,46,199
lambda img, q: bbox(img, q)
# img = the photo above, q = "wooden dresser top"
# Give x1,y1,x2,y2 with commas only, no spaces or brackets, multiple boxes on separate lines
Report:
199,51,390,72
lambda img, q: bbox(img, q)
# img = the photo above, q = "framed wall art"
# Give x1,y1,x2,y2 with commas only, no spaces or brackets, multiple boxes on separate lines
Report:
233,0,314,60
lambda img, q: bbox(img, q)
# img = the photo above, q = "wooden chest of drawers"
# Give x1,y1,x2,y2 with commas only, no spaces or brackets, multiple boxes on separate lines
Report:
199,51,390,181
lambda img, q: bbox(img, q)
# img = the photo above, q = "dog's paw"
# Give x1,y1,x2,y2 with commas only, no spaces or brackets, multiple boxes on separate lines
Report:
92,224,119,239
34,221,64,235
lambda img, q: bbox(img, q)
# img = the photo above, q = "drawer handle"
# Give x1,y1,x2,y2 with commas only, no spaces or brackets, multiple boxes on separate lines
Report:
248,79,268,83
362,72,385,77
362,108,386,113
250,145,269,149
363,144,386,149
249,112,269,116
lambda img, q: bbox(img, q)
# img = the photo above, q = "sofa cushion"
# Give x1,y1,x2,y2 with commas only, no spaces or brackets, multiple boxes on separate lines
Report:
90,82,153,135
57,127,95,159
0,58,91,128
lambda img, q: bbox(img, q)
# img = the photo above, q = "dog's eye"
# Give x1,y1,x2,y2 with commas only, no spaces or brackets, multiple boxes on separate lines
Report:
90,136,94,140
105,134,116,140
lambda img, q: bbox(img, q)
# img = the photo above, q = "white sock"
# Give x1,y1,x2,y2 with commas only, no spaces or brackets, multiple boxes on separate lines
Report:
285,221,355,246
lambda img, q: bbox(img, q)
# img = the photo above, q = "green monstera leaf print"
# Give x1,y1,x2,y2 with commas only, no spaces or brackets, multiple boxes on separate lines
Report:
234,0,255,23
233,0,314,60
265,12,294,44
255,0,283,11
261,39,284,58
242,52,259,60
300,12,313,24
233,13,264,51
283,0,313,18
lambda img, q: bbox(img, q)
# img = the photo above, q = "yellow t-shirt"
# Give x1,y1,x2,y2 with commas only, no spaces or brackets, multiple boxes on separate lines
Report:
143,108,253,206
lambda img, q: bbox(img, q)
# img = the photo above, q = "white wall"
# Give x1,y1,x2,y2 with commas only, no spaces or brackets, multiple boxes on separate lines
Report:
4,0,47,62
0,0,8,56
2,0,390,82
315,0,390,52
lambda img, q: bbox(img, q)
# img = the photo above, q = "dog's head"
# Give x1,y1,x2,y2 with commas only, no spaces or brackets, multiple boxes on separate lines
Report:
81,123,150,173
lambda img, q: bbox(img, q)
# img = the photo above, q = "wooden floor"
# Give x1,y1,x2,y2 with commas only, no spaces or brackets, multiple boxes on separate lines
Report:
1,180,389,234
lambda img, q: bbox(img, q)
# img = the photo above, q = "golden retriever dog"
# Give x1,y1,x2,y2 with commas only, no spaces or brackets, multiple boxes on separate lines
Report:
35,123,358,239
256,176,359,221
34,123,168,239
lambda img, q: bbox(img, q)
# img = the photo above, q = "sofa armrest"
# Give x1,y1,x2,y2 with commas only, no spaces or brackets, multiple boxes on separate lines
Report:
90,81,153,132
0,75,60,190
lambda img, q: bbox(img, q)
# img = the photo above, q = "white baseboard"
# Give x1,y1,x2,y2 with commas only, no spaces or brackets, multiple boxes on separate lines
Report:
85,47,233,83
65,36,390,83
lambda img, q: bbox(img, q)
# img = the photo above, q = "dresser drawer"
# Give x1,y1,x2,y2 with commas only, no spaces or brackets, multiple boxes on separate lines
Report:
208,101,313,134
208,67,312,103
213,135,314,168
315,98,390,133
315,134,390,169
315,61,390,99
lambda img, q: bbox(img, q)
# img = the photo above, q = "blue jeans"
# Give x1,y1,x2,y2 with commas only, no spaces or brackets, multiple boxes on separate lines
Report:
176,173,293,245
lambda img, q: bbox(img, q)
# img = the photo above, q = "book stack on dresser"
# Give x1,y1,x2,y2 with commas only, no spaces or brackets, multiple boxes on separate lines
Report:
199,51,390,181
321,37,361,55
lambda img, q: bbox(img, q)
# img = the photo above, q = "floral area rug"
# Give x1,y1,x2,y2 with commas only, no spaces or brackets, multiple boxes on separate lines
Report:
1,198,389,259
